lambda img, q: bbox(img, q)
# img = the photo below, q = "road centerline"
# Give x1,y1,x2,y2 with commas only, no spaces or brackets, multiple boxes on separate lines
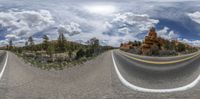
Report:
112,51,200,93
120,51,200,65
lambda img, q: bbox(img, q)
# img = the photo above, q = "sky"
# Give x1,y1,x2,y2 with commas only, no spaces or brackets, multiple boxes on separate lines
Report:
0,0,200,47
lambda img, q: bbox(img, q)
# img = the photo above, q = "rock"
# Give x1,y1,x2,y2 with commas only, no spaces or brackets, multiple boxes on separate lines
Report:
141,27,161,55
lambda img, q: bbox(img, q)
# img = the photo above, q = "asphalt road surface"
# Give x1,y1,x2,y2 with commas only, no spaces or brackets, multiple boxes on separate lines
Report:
1,50,200,99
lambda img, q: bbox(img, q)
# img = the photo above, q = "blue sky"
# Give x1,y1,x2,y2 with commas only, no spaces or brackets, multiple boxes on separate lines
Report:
0,0,200,47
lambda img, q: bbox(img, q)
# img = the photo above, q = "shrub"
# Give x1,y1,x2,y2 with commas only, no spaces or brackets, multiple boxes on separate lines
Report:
76,49,85,59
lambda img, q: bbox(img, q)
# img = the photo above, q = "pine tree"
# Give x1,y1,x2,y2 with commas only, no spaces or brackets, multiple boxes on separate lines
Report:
28,36,34,51
28,36,34,46
9,39,13,50
57,32,66,52
42,35,49,51
47,44,55,59
176,43,186,52
25,41,28,46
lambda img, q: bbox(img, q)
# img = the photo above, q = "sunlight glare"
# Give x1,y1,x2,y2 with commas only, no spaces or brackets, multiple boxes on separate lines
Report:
84,5,116,15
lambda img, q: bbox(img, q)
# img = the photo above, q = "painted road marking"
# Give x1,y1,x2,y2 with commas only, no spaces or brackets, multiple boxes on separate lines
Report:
0,52,8,80
120,51,200,65
120,50,199,58
112,51,200,93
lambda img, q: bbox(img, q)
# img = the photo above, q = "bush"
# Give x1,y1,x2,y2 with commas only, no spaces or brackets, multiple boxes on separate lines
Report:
151,44,159,56
176,43,186,52
159,50,177,56
76,49,85,59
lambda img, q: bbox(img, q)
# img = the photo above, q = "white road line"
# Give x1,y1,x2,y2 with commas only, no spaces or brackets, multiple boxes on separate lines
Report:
0,51,8,80
112,51,200,93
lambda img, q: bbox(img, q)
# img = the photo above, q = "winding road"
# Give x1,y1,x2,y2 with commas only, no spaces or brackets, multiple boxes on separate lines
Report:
1,50,200,99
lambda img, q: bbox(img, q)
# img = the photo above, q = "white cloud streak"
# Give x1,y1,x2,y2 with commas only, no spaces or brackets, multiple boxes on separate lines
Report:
187,11,200,24
0,9,54,45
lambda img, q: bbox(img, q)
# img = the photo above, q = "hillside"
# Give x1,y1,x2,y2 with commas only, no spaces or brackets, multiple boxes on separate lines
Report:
4,34,113,70
120,27,198,56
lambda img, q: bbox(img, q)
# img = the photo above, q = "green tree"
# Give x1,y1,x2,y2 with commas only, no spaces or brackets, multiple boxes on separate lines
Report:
76,48,85,59
87,37,99,55
42,35,49,51
68,50,73,59
120,43,123,47
28,36,34,51
25,41,28,46
163,41,170,50
9,39,13,50
88,37,99,47
57,32,67,52
47,44,55,59
176,43,186,52
28,36,34,46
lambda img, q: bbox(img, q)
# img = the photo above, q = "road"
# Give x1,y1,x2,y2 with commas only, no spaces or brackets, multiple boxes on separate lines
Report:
1,50,200,98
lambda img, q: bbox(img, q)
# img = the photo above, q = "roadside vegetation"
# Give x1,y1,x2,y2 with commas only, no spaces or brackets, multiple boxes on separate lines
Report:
120,27,199,56
4,32,113,70
120,40,198,56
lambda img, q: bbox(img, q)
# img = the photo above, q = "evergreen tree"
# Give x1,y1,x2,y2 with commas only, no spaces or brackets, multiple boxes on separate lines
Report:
28,36,34,51
68,50,73,59
76,48,85,59
9,39,13,50
47,44,55,59
28,36,34,46
176,43,186,52
57,32,66,52
42,35,49,51
25,41,28,46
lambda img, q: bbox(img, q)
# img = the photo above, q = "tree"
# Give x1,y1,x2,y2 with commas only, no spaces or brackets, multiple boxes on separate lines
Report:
87,37,100,55
25,41,28,46
28,36,34,51
120,43,123,47
88,37,99,47
85,48,93,57
176,43,186,52
9,39,13,50
42,35,49,51
163,41,170,50
68,50,73,59
57,32,67,52
28,36,34,46
76,48,85,59
47,44,55,59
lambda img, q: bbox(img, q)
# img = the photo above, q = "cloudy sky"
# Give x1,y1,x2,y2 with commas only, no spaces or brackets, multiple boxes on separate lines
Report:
0,0,200,47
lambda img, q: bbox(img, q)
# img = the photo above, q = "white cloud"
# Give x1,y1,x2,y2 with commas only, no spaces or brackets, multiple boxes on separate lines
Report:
181,39,200,46
0,9,55,45
0,40,8,46
100,12,159,46
58,22,82,36
106,12,159,36
113,12,159,30
157,27,179,40
187,11,200,24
